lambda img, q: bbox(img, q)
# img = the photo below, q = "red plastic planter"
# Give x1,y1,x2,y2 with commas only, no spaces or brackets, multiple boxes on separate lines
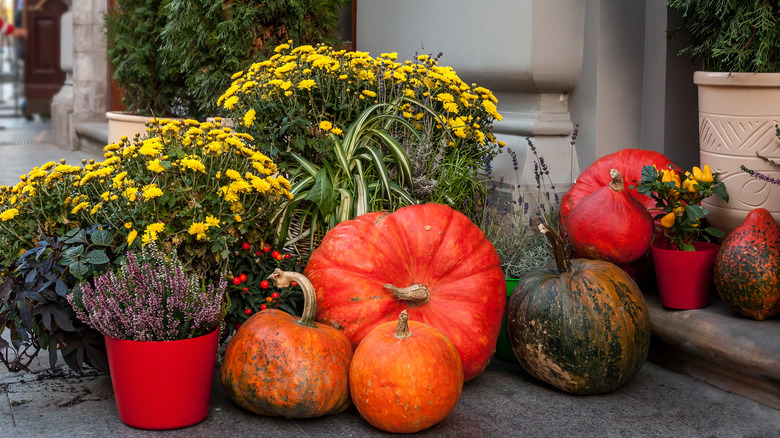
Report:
105,329,219,430
651,240,719,310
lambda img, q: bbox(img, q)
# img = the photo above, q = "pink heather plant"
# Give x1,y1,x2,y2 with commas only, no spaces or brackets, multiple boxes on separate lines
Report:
68,243,226,341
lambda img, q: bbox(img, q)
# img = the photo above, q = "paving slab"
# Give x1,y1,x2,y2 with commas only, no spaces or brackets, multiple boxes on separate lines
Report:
1,358,779,437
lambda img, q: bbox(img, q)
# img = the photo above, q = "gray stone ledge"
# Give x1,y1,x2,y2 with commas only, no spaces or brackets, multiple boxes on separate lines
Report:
646,294,780,410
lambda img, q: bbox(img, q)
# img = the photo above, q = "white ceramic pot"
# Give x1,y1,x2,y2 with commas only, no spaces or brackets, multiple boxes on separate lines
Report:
695,71,780,236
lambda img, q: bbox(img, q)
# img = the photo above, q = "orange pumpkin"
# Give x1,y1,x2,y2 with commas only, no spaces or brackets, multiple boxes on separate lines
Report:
350,311,463,433
305,203,506,381
220,269,352,418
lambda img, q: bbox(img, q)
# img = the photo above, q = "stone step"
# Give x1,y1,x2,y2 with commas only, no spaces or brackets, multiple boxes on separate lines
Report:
74,120,108,157
646,294,780,410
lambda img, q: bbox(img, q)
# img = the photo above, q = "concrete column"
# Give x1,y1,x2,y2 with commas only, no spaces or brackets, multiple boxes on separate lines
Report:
357,0,584,194
51,4,74,150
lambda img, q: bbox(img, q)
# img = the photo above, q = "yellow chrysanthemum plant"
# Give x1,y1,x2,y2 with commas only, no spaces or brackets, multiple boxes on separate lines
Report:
219,42,505,226
0,118,292,277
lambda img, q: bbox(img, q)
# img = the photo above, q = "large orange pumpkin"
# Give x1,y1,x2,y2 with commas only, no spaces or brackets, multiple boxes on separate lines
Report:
305,203,506,381
220,269,353,418
350,311,463,434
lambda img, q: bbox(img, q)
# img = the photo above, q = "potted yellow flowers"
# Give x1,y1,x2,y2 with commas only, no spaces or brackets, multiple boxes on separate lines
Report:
635,164,728,309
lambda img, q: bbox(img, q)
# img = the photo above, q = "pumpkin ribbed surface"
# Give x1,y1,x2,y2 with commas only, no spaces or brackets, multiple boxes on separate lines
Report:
220,271,353,418
350,312,463,434
715,208,780,320
305,204,506,381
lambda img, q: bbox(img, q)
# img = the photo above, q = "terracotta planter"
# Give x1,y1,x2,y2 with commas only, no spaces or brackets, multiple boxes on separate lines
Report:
695,72,780,236
106,111,153,145
105,329,219,430
651,240,719,310
495,278,520,362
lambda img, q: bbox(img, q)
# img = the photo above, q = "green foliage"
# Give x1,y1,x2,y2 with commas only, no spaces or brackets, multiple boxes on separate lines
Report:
480,145,559,279
634,164,729,251
0,225,118,373
104,0,194,117
160,0,349,120
275,103,417,249
667,0,780,72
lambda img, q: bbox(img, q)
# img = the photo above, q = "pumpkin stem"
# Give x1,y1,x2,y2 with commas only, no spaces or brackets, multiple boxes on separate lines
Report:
394,310,412,339
268,268,317,328
538,223,573,274
609,169,624,192
384,283,431,305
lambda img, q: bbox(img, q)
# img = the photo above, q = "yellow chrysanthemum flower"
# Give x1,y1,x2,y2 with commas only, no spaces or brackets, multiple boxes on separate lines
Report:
146,222,165,234
188,222,209,240
244,108,256,127
124,222,133,229
225,169,241,180
361,90,377,98
298,79,316,90
205,215,220,228
147,159,165,173
331,127,343,136
180,156,206,173
127,230,138,245
224,96,239,110
319,120,333,131
0,208,19,221
142,184,163,200
71,201,89,214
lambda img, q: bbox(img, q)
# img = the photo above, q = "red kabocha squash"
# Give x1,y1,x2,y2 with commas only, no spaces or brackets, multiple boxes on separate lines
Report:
506,224,651,395
565,169,655,264
714,208,780,320
220,269,353,418
561,148,677,224
304,203,506,381
350,311,463,434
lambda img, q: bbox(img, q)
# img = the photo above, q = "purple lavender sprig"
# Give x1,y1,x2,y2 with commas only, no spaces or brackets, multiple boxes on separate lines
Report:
68,243,226,341
741,165,780,186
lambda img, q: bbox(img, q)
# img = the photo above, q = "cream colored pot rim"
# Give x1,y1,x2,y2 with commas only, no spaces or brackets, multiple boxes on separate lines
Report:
694,71,780,87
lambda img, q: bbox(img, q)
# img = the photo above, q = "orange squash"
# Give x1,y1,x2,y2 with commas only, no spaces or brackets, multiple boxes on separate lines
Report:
305,204,506,381
220,269,352,418
350,311,463,433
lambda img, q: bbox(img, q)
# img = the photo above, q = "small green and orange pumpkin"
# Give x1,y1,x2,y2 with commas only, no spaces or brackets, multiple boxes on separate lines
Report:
220,269,352,418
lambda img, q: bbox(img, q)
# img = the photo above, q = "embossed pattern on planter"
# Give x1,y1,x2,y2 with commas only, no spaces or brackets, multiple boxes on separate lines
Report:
695,72,780,235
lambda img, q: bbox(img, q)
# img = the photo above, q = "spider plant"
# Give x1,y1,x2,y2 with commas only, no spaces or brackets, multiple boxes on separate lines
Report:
274,103,418,252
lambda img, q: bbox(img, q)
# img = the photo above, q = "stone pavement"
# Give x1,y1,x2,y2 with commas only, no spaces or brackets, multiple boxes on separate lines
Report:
1,118,780,437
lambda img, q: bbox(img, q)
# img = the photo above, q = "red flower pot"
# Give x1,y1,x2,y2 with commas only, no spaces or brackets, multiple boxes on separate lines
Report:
651,240,720,310
105,329,219,430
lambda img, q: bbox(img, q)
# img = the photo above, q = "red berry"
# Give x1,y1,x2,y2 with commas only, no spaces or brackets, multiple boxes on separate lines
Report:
242,287,248,294
260,280,270,289
244,308,251,315
241,242,251,250
234,323,242,331
263,244,271,253
232,277,241,285
271,250,280,259
291,281,298,287
260,304,267,310
239,273,247,282
256,250,263,256
271,292,280,299
284,254,291,259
